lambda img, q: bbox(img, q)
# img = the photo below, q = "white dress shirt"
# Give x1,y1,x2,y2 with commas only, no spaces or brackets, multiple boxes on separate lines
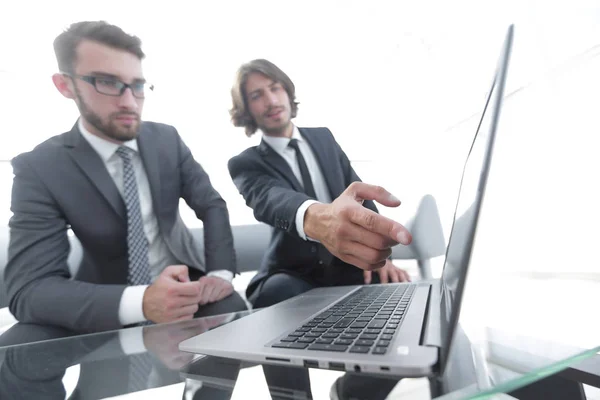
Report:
78,120,232,326
261,125,332,240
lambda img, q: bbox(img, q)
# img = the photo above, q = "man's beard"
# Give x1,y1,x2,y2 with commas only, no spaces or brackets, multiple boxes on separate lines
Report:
75,93,140,142
260,107,291,137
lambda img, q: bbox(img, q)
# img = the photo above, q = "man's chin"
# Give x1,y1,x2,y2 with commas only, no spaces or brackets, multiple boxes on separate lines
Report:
105,129,138,142
263,121,291,136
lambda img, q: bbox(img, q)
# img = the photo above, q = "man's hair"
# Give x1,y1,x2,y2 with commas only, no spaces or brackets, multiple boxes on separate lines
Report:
229,59,299,137
53,20,145,73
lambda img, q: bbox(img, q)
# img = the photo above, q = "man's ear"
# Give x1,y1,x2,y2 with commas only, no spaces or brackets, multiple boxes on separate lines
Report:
52,73,76,99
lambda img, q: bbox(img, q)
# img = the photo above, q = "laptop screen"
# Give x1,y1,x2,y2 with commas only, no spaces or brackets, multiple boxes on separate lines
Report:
437,26,513,368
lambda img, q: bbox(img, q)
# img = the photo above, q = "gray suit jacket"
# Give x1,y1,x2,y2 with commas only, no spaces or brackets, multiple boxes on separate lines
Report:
228,127,378,298
4,121,236,333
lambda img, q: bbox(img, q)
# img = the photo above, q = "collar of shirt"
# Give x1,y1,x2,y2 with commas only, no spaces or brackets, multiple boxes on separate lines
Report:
78,118,139,162
261,124,302,155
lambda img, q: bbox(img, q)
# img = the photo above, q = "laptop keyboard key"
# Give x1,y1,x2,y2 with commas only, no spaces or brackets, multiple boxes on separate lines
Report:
341,333,358,339
334,339,353,345
359,334,378,340
334,318,355,328
361,312,376,317
288,342,309,349
316,338,333,344
349,346,370,353
368,320,386,329
356,339,374,346
272,342,309,349
308,344,348,352
323,316,342,324
372,347,387,355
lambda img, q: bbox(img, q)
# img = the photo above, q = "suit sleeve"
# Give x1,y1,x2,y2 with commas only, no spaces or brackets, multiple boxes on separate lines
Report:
228,154,311,238
327,129,379,214
175,131,237,274
5,155,126,333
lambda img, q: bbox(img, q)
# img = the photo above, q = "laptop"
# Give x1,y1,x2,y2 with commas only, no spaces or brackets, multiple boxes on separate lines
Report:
180,24,514,377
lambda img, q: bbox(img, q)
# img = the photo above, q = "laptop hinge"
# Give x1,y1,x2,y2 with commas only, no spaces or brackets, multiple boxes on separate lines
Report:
421,281,442,348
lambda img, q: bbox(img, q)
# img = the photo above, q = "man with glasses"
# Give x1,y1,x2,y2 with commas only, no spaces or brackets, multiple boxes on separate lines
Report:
2,21,246,341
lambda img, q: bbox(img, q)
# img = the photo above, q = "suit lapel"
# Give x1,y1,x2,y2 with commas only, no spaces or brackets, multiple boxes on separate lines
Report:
136,125,162,215
257,139,304,191
299,128,344,198
63,125,126,219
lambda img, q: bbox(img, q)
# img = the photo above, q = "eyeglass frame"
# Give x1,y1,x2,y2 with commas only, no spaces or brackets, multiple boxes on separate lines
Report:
61,72,154,99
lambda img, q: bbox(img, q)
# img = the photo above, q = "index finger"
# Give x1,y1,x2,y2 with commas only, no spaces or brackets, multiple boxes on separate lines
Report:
345,182,401,208
351,207,412,245
173,280,201,297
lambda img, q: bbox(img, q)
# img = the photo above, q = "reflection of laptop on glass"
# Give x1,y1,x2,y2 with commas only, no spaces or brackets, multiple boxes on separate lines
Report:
180,357,312,400
180,24,514,377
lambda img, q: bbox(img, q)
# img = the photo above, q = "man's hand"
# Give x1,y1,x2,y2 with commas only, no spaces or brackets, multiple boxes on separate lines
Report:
304,182,412,271
198,276,234,306
142,265,201,324
364,260,411,284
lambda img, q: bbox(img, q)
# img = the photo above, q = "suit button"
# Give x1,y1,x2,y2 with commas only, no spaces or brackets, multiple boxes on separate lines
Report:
318,260,324,265
311,246,317,253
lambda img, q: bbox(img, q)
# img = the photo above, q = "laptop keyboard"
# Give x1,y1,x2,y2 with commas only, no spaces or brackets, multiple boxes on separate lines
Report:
270,285,416,355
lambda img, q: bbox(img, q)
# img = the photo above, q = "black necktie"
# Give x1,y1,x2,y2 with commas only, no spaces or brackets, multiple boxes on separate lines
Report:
288,138,317,198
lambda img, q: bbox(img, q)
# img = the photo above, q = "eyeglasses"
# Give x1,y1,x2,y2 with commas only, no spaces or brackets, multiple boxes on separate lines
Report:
64,73,154,99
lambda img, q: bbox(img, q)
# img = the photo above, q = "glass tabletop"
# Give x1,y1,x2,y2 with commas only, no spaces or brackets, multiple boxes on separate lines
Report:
0,300,597,400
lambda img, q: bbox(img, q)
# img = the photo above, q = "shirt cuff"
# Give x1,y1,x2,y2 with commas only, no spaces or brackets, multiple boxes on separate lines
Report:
295,199,321,242
119,327,147,355
118,285,149,326
207,270,234,282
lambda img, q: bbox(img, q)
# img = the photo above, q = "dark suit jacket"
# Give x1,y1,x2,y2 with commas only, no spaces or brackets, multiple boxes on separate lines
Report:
5,121,236,333
228,127,378,298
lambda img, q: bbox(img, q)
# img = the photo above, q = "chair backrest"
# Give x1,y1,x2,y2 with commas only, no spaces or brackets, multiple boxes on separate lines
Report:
390,194,446,260
188,223,273,274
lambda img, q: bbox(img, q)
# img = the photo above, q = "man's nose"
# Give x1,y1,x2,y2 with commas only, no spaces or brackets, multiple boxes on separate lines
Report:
118,87,139,110
265,91,280,107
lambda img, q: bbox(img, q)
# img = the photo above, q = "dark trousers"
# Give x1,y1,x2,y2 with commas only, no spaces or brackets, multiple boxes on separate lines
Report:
193,291,247,318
